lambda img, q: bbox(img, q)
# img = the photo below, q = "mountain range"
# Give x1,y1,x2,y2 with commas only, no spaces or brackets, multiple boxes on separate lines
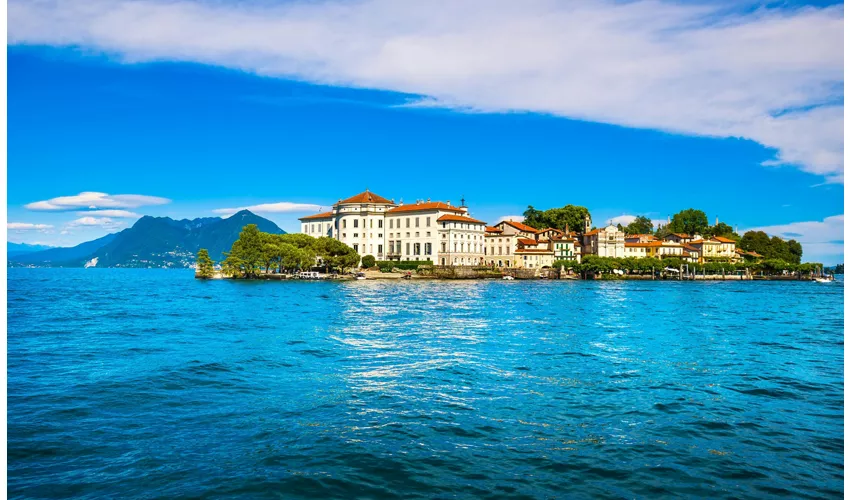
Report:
8,242,55,257
9,210,284,268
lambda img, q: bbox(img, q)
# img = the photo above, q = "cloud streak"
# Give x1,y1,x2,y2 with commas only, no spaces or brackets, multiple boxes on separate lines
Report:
213,202,322,216
75,209,141,218
25,191,170,211
8,222,54,230
8,0,844,182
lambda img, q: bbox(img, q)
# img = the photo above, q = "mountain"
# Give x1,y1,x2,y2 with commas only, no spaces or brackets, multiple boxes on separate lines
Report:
9,210,285,268
8,242,55,257
11,232,121,265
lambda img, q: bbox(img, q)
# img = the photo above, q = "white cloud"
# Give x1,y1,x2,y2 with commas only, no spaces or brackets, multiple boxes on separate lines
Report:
746,214,844,263
67,216,122,227
25,191,170,211
75,209,140,218
8,222,54,230
7,0,844,181
213,202,322,216
496,215,525,224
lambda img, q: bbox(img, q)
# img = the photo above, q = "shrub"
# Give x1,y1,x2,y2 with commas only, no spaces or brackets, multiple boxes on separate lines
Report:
361,255,376,268
376,260,434,272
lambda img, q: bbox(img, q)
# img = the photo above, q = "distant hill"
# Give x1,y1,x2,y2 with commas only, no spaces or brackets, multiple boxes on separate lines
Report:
8,242,55,257
9,210,285,268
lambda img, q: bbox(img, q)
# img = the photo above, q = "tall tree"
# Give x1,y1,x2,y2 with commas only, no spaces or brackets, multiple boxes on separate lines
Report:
196,248,214,278
668,209,709,235
523,204,590,232
624,216,654,235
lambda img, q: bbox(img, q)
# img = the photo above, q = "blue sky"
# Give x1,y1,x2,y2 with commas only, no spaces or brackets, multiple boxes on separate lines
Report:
6,0,844,264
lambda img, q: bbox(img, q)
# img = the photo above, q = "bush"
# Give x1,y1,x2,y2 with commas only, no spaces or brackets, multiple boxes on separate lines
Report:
361,255,376,268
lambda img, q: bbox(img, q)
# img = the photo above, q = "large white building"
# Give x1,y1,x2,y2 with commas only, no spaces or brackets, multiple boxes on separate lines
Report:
581,214,626,258
299,190,486,266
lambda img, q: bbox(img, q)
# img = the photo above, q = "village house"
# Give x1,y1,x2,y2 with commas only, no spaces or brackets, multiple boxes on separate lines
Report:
484,219,541,267
298,190,486,266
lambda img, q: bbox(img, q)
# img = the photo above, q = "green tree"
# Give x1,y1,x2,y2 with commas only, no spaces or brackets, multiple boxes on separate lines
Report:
361,255,376,268
624,216,654,235
669,209,709,235
315,237,360,273
523,204,590,232
196,248,214,278
787,240,803,264
740,230,772,257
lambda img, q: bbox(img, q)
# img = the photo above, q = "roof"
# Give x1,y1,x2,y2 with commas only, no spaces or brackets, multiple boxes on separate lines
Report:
499,220,540,233
682,244,698,251
517,238,539,245
712,236,736,243
584,228,602,236
387,202,465,214
670,233,690,238
625,234,657,240
299,211,334,220
515,248,555,254
337,190,394,205
436,214,485,224
539,228,564,235
485,226,503,233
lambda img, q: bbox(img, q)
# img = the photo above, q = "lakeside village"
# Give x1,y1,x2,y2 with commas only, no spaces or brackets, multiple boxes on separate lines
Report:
197,190,832,281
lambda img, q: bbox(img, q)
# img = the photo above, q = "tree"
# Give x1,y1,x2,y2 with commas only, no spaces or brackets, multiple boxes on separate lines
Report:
668,209,709,235
740,231,772,258
361,255,376,268
624,216,654,235
523,204,590,232
707,222,739,241
196,248,214,278
315,237,360,273
787,240,803,264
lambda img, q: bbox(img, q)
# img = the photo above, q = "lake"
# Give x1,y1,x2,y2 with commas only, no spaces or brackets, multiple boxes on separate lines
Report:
7,268,844,499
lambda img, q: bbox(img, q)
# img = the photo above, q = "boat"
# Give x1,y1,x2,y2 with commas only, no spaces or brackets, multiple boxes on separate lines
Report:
355,272,367,280
813,277,832,283
502,275,515,280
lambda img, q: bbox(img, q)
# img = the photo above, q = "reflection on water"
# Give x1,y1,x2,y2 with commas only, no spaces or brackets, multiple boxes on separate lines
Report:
7,270,845,499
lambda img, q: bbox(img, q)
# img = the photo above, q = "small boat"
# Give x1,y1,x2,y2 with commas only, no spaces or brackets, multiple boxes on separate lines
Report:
502,275,515,280
355,272,367,280
813,277,832,283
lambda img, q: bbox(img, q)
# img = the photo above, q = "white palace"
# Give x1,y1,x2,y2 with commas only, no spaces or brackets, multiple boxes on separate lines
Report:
299,190,487,266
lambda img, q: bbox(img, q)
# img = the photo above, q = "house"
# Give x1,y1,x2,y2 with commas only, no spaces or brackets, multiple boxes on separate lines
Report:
711,236,739,261
625,234,657,243
663,233,694,244
581,214,625,258
298,190,487,266
484,219,540,267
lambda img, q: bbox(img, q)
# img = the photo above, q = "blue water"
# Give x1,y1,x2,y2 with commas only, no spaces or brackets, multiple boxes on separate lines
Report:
7,269,844,499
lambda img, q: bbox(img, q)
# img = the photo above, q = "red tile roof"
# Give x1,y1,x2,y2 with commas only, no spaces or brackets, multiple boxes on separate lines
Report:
388,202,465,214
515,248,554,254
517,238,539,245
500,220,540,233
485,226,503,233
436,214,485,224
712,236,736,243
299,211,334,220
337,190,394,205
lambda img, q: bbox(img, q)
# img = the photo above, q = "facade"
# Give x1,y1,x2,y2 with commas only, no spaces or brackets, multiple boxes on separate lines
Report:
711,236,739,261
484,220,539,267
553,234,581,263
625,234,657,243
664,233,694,244
298,191,486,265
581,215,625,258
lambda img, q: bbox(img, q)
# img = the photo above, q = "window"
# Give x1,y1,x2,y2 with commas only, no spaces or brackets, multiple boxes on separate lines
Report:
342,233,346,238
426,232,431,237
354,233,359,238
311,224,315,232
353,244,359,253
425,243,432,255
396,241,401,254
406,232,410,238
416,217,420,228
415,232,419,238
406,242,411,255
370,219,373,228
378,244,383,255
378,220,383,229
378,233,382,238
427,217,431,227
354,219,359,228
343,220,347,229
441,242,446,252
442,222,447,228
414,243,421,255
